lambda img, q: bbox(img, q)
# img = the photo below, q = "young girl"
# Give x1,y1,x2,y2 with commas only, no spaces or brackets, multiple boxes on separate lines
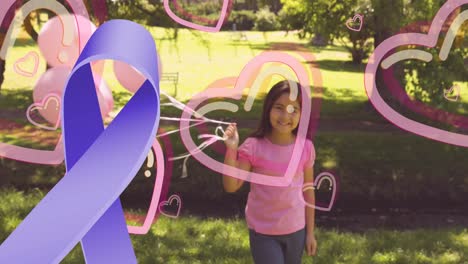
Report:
223,80,316,264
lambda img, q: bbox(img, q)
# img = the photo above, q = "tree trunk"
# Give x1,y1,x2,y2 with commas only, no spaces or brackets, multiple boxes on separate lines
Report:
272,0,282,13
351,49,363,64
310,33,328,46
247,0,257,11
23,12,38,42
369,0,404,112
372,0,404,47
0,59,5,92
0,1,22,93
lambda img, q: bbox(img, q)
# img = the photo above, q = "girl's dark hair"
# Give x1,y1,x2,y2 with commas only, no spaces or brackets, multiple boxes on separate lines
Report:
249,80,309,139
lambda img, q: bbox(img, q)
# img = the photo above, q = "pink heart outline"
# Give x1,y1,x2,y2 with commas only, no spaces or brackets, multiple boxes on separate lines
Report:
0,0,90,165
365,0,468,147
127,139,166,234
380,9,467,130
0,91,64,165
14,51,40,77
180,51,317,187
158,194,182,219
193,50,324,156
345,14,363,32
163,0,231,32
0,133,64,165
172,0,233,25
300,172,337,212
383,65,468,129
26,93,61,131
0,0,92,61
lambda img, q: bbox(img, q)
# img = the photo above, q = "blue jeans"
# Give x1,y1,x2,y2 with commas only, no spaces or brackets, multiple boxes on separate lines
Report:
248,228,306,264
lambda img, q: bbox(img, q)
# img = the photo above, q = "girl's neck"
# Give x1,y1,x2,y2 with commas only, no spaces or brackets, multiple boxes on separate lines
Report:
266,131,296,146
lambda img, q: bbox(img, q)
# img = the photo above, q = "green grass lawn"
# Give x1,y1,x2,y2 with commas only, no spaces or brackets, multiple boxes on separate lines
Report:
1,27,370,109
0,188,466,264
4,26,466,125
2,25,468,264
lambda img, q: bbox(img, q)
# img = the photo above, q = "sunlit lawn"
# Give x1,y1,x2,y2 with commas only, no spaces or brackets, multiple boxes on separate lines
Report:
5,26,466,126
3,27,368,103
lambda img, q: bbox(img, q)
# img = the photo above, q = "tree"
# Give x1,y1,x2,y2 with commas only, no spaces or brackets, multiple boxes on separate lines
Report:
371,0,404,47
0,0,106,91
278,0,458,64
396,3,467,112
257,0,282,13
107,0,180,38
279,0,373,64
0,1,21,92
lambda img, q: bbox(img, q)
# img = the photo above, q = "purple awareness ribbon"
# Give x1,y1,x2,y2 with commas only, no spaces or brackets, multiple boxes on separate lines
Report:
0,20,160,263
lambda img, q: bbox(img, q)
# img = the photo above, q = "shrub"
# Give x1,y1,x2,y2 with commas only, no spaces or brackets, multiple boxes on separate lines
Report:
253,7,280,31
223,10,256,31
277,5,305,31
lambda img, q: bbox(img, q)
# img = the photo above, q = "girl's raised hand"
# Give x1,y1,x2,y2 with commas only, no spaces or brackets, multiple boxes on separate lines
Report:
224,123,239,149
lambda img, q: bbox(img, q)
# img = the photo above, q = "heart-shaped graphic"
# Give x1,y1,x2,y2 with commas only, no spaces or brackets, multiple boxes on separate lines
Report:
0,0,90,165
346,14,363,32
127,137,171,234
0,0,91,61
300,172,338,212
164,0,232,32
13,51,39,77
383,66,468,130
26,93,61,130
0,104,64,165
172,0,233,26
365,0,468,147
379,8,467,130
194,49,324,157
180,51,322,187
443,85,461,102
158,194,182,218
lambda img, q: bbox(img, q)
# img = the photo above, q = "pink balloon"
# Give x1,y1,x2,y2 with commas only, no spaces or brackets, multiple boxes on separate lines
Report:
113,61,144,93
32,67,69,125
33,66,112,123
96,76,114,114
96,81,113,118
91,60,114,112
113,54,162,93
38,14,97,68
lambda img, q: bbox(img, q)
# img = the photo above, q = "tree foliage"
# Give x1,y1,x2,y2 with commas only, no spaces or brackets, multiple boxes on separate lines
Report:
253,6,279,31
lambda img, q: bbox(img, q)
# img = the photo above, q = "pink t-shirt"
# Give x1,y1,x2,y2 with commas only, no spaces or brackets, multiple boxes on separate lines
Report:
238,137,316,235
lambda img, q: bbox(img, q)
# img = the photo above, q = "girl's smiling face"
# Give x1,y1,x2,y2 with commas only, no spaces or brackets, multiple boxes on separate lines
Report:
269,93,301,135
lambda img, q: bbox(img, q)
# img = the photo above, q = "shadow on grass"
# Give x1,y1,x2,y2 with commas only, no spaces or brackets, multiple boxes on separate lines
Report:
12,38,36,48
0,89,33,110
307,59,366,73
305,45,348,53
227,41,270,51
226,41,353,54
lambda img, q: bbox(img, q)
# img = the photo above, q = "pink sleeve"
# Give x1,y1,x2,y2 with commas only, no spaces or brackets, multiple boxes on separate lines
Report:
304,140,316,169
238,137,256,165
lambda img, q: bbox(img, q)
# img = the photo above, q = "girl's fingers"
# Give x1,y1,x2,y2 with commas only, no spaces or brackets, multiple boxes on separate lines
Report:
226,125,237,137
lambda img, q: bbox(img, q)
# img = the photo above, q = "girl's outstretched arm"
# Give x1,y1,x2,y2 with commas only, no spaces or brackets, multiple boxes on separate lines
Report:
222,123,249,193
